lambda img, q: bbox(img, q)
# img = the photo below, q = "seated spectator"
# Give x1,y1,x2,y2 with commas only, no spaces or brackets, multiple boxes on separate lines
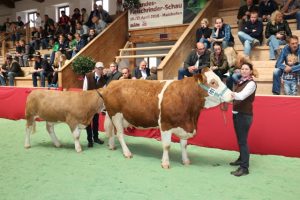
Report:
50,34,68,65
210,42,229,80
98,5,112,23
58,11,70,33
196,18,212,48
87,3,99,27
70,8,82,34
272,35,300,95
211,17,234,49
238,11,263,56
132,60,150,79
177,42,210,80
265,10,292,60
81,8,89,25
66,33,76,59
16,39,31,67
86,28,98,43
36,26,49,50
75,21,89,39
106,62,122,84
281,0,300,30
91,15,107,34
32,52,53,87
0,55,23,86
146,67,158,80
44,14,55,33
71,33,86,57
237,0,259,31
282,54,298,95
258,0,278,22
120,67,132,79
49,52,67,87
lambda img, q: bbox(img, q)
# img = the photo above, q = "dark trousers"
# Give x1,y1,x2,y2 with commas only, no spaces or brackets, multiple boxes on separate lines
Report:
86,113,99,143
233,113,253,169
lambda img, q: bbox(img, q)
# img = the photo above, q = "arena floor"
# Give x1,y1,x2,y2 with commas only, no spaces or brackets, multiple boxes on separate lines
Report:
0,119,300,200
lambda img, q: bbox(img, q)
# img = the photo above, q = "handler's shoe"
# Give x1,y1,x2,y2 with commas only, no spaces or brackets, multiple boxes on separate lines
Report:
94,138,104,144
230,167,249,177
229,160,242,166
88,142,93,148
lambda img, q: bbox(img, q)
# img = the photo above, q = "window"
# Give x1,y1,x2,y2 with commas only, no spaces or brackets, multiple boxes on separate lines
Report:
58,6,70,18
95,0,109,11
28,12,37,28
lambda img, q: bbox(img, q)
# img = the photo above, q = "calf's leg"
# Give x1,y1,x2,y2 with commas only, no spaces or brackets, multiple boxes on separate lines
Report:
180,139,190,165
46,122,61,148
25,120,34,149
71,126,82,153
161,130,172,169
104,115,116,150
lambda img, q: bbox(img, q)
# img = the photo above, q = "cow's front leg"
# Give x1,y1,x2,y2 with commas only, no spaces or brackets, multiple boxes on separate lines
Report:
180,139,190,165
46,122,61,148
71,126,82,153
161,131,172,169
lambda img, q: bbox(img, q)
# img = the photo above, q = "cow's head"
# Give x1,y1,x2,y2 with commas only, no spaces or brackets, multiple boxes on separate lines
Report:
194,67,233,108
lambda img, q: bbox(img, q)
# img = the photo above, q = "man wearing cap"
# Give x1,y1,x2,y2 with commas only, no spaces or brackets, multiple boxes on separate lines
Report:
32,52,53,87
83,61,107,147
0,55,23,86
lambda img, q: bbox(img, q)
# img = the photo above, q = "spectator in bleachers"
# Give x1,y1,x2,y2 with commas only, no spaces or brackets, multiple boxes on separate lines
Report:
2,18,11,33
237,0,259,31
272,35,300,95
71,33,86,57
81,8,89,25
44,14,54,32
32,52,53,87
132,60,150,79
86,28,97,43
0,55,23,86
87,3,100,27
75,21,89,38
282,54,298,95
195,18,212,48
91,15,107,34
210,42,229,80
31,13,42,28
16,39,31,67
178,42,210,80
36,26,48,50
281,0,300,30
49,52,67,87
106,62,122,84
58,11,70,33
238,11,263,56
50,34,68,65
265,10,292,60
70,8,82,34
146,67,158,80
66,33,76,59
211,17,235,49
120,67,132,79
258,0,278,22
98,5,112,23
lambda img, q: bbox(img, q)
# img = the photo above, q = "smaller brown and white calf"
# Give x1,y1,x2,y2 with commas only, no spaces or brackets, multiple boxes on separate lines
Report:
25,89,103,152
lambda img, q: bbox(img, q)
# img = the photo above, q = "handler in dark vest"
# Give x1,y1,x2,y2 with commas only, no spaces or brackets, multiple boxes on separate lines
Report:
230,62,257,177
83,61,107,148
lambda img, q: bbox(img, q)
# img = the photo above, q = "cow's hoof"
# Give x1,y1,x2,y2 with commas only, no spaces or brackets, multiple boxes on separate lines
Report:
76,148,82,153
161,163,170,169
108,146,116,150
182,159,191,165
24,145,31,149
124,153,132,158
54,143,62,148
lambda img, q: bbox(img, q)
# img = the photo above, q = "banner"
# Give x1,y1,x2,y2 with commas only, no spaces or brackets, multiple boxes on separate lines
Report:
128,0,184,30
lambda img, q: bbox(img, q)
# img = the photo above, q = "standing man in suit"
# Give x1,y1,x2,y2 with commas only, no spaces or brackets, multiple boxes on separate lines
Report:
83,62,107,147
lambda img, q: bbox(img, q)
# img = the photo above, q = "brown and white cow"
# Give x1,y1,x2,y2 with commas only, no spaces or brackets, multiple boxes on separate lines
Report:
25,89,104,152
101,67,233,168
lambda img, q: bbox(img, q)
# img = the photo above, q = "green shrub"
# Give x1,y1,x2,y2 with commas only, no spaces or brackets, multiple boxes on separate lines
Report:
71,56,95,75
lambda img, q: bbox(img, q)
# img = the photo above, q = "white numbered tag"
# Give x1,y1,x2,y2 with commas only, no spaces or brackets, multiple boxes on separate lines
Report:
208,88,216,96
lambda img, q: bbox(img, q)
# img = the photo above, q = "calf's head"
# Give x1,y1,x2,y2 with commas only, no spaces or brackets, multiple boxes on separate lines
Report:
194,67,233,108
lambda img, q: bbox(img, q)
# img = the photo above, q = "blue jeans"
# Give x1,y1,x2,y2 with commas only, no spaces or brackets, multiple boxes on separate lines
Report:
199,38,211,49
226,72,241,90
233,113,253,169
7,72,17,86
238,31,258,56
0,75,6,85
284,11,300,30
32,71,46,87
272,68,283,94
178,68,199,80
268,35,286,60
283,79,297,95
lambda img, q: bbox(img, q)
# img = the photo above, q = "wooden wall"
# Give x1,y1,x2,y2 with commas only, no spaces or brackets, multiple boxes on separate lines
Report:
157,0,219,80
217,0,240,9
58,11,129,89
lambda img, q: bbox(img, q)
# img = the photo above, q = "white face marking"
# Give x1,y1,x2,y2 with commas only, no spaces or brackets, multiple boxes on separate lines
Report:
203,70,233,108
157,80,174,128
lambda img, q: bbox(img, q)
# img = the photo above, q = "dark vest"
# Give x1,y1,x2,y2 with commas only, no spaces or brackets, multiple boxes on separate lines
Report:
86,72,106,90
233,80,256,115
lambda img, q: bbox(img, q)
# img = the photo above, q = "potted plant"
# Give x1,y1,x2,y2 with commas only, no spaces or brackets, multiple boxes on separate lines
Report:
123,0,141,11
71,56,95,79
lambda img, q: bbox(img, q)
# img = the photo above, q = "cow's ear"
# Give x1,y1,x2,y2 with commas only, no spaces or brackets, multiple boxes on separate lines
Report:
193,73,205,83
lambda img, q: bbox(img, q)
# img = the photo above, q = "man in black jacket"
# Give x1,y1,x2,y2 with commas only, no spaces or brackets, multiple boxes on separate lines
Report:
177,42,210,80
0,55,23,86
237,0,259,31
106,62,122,85
32,52,53,87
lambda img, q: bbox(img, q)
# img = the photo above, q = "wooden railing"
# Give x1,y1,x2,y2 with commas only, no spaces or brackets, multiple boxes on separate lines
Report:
58,11,129,89
157,0,219,80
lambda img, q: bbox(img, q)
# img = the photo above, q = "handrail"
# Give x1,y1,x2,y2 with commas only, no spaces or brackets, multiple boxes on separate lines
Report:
157,0,218,80
116,54,167,59
119,45,174,51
